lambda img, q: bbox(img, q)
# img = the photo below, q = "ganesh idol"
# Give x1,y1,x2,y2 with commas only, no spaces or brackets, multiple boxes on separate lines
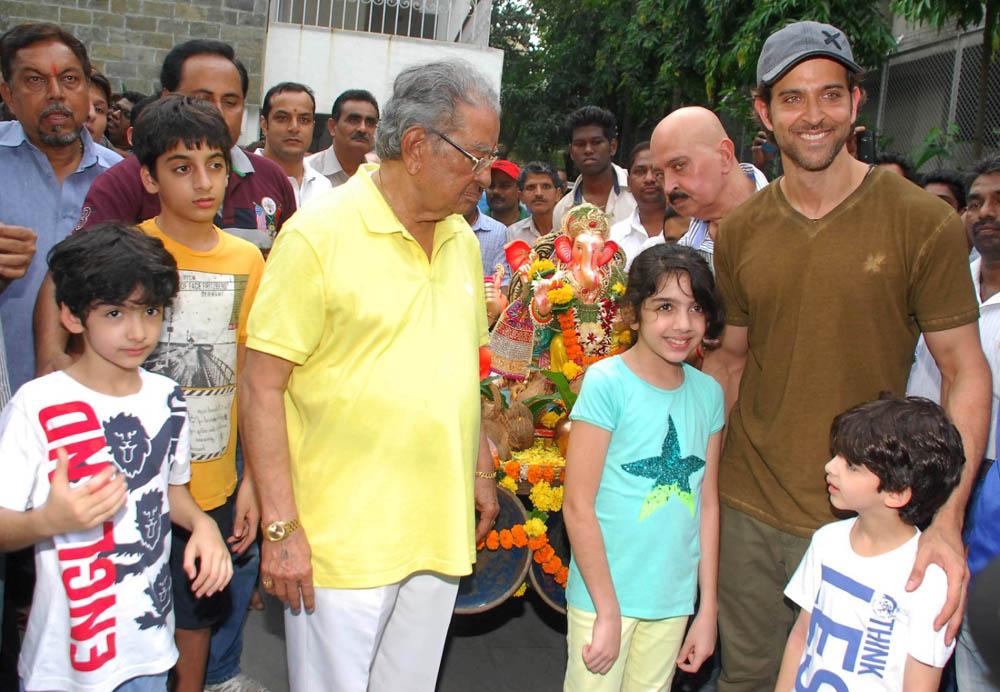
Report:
489,203,630,383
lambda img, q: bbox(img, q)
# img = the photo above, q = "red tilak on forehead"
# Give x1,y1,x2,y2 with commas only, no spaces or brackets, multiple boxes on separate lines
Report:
50,64,59,77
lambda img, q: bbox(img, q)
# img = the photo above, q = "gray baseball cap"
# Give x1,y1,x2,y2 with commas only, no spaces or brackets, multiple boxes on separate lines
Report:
757,21,862,86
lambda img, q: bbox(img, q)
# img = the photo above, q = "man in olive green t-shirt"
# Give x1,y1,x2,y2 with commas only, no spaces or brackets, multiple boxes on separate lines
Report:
704,21,992,691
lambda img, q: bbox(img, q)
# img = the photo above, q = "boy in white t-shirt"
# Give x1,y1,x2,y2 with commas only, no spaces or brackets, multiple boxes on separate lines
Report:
0,224,232,692
776,395,964,692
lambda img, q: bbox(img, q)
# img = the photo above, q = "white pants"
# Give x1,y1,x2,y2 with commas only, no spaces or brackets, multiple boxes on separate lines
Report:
284,572,460,692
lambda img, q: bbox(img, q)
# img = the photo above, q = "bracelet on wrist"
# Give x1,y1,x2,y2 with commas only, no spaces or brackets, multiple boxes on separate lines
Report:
475,470,496,480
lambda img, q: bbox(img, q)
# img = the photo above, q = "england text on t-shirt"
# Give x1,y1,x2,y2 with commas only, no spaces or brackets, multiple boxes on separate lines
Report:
0,369,190,692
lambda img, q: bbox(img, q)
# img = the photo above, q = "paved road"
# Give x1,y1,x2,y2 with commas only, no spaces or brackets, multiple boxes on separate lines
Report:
243,590,568,692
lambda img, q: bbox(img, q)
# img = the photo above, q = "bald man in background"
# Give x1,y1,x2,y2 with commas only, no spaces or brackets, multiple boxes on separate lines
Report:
643,107,768,270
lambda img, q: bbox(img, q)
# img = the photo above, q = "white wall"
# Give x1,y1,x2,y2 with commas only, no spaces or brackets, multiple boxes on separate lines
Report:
261,23,504,117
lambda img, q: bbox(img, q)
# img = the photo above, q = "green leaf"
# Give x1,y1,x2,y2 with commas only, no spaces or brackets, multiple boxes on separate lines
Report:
541,370,578,411
522,393,563,417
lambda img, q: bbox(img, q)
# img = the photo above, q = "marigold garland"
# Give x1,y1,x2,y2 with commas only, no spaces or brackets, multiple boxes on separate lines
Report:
498,475,518,493
527,258,556,281
511,524,528,547
523,518,547,538
547,281,574,306
482,521,568,589
529,480,564,512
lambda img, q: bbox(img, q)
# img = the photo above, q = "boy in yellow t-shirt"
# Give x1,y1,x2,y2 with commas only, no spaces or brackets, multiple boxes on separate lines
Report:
131,94,264,692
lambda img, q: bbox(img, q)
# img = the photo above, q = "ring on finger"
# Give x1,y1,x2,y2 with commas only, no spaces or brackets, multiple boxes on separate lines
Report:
262,577,274,589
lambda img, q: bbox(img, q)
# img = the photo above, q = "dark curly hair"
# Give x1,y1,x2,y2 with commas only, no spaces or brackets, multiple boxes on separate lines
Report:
830,394,964,526
623,244,724,340
49,223,179,320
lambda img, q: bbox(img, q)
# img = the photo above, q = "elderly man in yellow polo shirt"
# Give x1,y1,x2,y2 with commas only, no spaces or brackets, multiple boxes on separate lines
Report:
239,60,501,692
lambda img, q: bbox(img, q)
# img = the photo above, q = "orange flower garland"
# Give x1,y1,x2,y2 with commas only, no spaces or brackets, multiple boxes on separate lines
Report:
482,523,568,588
558,307,627,370
558,310,584,363
511,524,528,548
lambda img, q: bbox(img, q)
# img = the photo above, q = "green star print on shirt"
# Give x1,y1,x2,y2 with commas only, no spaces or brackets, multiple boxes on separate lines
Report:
622,415,706,520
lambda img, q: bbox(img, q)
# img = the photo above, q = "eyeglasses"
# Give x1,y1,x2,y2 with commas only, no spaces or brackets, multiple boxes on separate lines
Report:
431,130,499,174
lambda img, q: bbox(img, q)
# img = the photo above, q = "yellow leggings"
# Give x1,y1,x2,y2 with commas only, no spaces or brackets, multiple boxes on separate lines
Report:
564,606,689,692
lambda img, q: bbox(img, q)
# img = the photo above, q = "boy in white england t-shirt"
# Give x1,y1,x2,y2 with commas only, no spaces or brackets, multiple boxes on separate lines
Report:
0,224,232,692
776,395,964,692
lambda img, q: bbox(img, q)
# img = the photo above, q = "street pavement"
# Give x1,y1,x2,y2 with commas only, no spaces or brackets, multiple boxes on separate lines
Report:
243,590,569,691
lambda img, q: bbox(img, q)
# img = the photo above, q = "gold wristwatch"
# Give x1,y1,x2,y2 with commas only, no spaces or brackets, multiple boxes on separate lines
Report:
264,518,300,542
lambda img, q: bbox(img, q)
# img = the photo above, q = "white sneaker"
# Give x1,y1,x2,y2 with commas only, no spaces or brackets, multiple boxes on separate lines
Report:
204,673,271,692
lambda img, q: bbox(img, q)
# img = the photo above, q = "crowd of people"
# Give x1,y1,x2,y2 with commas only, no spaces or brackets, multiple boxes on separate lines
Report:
0,13,996,692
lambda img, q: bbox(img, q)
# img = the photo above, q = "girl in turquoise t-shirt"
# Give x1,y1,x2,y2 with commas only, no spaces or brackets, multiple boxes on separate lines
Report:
563,244,725,691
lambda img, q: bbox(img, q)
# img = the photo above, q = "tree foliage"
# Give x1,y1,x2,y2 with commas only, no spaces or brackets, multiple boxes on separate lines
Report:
491,0,896,162
892,0,999,157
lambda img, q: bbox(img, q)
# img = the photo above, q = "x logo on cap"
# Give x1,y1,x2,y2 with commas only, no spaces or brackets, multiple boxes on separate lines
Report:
822,30,843,50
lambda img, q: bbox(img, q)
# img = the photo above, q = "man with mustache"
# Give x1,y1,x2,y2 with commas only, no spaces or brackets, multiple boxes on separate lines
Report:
0,24,120,394
645,107,767,272
257,82,332,208
105,89,145,156
907,154,1000,691
486,159,523,227
609,141,672,269
307,89,379,188
552,105,635,231
0,19,121,671
704,22,991,690
507,160,562,245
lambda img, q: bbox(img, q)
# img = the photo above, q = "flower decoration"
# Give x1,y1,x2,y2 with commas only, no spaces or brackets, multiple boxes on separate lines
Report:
530,480,564,512
499,529,514,550
539,410,562,429
527,258,556,281
526,465,543,485
578,323,607,356
610,281,625,297
523,517,547,538
514,582,528,597
503,461,520,480
499,475,518,493
547,281,574,306
511,524,528,548
561,361,583,381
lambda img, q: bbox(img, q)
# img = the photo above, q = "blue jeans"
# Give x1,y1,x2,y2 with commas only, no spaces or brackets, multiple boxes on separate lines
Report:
21,672,168,691
205,541,259,684
956,614,1000,690
205,442,259,685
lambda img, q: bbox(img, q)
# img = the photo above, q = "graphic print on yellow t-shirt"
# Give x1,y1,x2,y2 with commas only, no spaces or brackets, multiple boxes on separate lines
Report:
137,217,264,510
144,271,247,462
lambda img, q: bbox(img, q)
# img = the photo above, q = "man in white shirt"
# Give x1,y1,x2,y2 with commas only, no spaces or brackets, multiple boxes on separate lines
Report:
906,152,1000,692
646,106,768,271
258,82,332,208
610,141,672,269
507,161,562,245
552,105,635,230
306,89,379,188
